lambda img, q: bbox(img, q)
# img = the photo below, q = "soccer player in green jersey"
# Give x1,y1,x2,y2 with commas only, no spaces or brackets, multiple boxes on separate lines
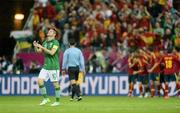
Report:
33,26,60,106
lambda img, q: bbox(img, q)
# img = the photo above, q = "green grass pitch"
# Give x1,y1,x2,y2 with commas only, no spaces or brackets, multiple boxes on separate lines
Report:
0,96,179,113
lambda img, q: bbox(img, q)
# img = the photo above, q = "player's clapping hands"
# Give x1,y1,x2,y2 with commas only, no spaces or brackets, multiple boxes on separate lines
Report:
33,41,42,48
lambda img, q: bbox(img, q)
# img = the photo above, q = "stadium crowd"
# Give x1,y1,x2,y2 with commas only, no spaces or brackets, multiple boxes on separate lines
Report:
1,0,180,75
30,0,180,73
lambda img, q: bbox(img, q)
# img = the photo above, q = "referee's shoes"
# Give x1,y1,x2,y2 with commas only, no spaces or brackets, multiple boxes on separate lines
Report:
70,96,82,101
77,96,82,101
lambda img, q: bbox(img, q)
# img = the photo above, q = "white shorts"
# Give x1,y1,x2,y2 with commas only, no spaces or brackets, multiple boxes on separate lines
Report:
38,68,60,82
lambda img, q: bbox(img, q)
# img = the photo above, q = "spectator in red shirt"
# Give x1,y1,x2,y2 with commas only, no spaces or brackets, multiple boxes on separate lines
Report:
46,1,56,20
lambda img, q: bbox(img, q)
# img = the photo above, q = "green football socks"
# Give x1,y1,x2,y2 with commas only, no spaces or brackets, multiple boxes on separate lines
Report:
39,85,47,99
55,87,60,102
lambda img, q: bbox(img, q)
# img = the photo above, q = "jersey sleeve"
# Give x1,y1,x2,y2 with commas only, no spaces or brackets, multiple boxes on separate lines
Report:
173,55,180,63
52,40,59,50
42,41,46,47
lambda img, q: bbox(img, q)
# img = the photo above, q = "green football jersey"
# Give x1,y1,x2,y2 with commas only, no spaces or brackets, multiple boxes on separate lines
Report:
42,39,60,70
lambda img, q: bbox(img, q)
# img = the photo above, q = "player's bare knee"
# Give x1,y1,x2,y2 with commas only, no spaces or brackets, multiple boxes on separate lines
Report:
38,79,44,86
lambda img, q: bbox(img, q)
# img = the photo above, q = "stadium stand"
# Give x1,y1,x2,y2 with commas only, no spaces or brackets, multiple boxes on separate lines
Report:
1,0,180,74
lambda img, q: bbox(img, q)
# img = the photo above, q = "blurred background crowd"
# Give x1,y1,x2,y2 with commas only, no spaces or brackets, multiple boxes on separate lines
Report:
0,0,180,74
